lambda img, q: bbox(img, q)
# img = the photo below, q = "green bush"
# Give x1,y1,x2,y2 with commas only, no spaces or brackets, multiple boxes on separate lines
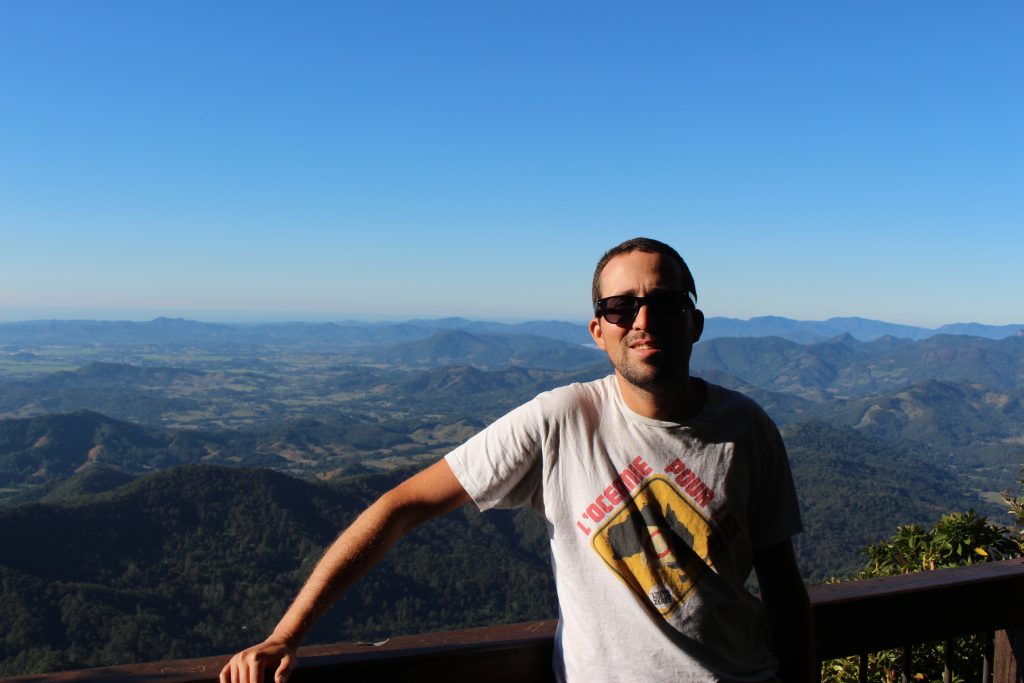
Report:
821,505,1022,683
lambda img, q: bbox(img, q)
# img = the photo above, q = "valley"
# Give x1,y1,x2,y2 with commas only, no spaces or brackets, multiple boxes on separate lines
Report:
0,317,1021,675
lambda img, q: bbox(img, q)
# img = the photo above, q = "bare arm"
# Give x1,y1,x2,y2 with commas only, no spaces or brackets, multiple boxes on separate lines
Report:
220,459,472,683
754,538,816,683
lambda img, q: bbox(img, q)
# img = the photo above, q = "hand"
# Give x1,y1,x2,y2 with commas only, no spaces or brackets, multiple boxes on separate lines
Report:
219,636,297,683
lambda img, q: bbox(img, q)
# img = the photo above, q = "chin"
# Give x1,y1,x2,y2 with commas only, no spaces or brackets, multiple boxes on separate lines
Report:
616,362,681,390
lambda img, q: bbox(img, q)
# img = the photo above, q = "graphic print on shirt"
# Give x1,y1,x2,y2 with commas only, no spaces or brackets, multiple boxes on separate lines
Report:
590,475,719,617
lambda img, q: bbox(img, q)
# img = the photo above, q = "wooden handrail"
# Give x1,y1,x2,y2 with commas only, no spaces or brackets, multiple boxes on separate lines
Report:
0,621,559,683
809,557,1024,658
3,559,1023,683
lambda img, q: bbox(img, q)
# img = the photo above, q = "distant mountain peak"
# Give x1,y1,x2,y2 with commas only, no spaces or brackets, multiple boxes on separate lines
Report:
827,332,861,347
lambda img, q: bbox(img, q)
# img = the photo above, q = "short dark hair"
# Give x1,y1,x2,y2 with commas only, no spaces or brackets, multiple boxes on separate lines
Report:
591,237,697,305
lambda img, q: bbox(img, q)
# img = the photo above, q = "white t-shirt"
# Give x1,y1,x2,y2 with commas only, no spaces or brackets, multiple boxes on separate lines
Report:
445,375,802,683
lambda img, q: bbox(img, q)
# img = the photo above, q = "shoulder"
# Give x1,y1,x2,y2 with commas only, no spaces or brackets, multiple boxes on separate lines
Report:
702,380,768,418
526,375,615,421
698,379,782,440
536,374,614,411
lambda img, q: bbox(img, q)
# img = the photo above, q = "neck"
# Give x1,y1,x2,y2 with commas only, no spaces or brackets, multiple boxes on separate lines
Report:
615,373,704,422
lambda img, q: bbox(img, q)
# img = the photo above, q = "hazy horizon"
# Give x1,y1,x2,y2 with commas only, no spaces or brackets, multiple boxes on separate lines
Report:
1,306,1021,332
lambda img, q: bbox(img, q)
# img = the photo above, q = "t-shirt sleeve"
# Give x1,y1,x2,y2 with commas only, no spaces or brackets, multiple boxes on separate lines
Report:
748,417,803,549
444,397,546,512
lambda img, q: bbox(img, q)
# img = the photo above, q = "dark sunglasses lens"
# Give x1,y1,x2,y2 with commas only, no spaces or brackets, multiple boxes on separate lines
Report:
600,293,690,323
647,292,689,313
602,296,638,324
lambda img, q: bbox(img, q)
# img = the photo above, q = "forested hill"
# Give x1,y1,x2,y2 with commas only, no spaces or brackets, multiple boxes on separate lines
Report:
0,464,555,676
691,334,1024,398
2,316,1021,676
0,417,1003,676
781,420,973,579
0,451,980,676
0,410,235,488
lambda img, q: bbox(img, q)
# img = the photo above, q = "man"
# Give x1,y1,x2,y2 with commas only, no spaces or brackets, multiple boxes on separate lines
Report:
221,237,814,683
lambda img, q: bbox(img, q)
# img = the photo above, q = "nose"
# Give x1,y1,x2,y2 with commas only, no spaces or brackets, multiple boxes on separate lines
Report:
632,303,650,330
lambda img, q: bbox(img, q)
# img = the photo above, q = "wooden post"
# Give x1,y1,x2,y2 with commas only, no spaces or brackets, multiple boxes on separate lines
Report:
995,627,1024,683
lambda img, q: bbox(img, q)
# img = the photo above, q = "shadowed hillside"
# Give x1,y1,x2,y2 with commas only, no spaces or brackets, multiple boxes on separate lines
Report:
0,464,555,676
782,421,978,581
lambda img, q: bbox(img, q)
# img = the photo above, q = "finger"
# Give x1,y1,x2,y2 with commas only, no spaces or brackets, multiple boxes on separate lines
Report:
219,661,230,683
228,659,243,683
247,654,263,683
275,653,295,683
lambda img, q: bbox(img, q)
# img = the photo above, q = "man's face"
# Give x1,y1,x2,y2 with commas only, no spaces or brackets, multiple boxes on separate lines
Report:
588,250,703,392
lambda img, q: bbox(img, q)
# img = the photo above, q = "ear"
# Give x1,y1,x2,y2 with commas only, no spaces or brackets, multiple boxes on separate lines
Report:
589,317,607,350
691,309,705,343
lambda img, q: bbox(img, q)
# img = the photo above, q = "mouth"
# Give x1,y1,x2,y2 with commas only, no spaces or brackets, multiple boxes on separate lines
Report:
627,337,663,353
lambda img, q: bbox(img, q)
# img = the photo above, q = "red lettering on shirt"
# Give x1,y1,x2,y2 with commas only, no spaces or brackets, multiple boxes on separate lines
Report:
575,456,656,535
632,456,654,477
695,484,715,508
665,459,684,475
663,458,713,509
685,478,704,497
604,484,622,506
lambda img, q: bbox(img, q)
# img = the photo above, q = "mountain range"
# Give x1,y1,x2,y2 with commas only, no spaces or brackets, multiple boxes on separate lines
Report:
692,334,1024,398
1,315,1021,351
1,315,1022,676
6,411,987,550
702,316,1023,343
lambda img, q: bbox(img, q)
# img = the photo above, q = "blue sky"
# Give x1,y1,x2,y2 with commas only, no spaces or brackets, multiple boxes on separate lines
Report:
1,1,1021,327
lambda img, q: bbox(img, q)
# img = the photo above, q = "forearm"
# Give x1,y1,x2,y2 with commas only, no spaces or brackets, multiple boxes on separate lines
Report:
765,585,816,683
270,460,471,647
270,490,416,646
754,539,817,683
221,460,470,683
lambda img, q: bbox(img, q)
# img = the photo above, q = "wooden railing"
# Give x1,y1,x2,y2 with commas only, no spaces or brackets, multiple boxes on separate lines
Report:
812,558,1024,683
4,558,1023,683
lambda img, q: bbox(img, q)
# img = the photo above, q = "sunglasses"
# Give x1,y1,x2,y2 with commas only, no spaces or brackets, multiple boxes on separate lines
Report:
594,291,695,325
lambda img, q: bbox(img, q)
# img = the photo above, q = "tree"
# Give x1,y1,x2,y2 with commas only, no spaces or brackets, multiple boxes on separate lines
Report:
822,511,1021,683
1003,466,1024,554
